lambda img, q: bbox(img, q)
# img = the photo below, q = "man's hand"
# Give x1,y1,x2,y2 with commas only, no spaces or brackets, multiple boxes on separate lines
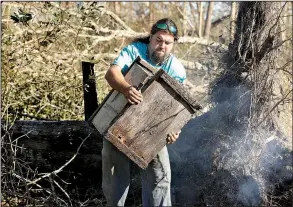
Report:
123,86,143,105
105,65,143,105
166,130,181,144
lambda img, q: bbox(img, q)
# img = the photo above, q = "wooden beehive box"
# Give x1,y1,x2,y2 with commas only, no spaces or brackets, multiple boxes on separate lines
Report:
89,56,157,134
89,56,200,169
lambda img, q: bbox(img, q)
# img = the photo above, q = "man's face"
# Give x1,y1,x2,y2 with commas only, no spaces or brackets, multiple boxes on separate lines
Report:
148,30,175,64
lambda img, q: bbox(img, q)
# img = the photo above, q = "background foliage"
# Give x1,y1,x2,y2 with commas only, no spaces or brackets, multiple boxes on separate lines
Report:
1,1,235,121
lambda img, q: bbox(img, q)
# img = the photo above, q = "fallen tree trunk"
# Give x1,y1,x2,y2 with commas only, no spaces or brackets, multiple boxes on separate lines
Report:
1,120,104,202
2,119,145,205
3,120,102,170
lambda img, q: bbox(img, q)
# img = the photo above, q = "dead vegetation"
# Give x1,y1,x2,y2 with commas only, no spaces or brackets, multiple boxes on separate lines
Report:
1,2,229,122
2,2,117,121
1,1,292,206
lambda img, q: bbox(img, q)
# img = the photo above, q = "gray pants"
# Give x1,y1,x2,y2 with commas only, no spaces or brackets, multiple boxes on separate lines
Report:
102,139,172,207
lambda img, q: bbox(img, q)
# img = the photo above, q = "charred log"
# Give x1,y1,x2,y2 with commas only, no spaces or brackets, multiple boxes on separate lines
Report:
1,120,104,202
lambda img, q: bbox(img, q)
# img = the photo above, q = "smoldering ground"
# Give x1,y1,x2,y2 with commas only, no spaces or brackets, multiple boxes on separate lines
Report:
168,84,292,206
167,2,292,205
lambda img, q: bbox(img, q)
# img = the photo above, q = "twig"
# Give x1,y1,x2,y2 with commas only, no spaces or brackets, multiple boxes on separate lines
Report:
12,172,52,195
8,110,54,121
172,2,195,32
54,180,72,206
97,7,134,32
27,133,91,185
178,36,228,48
256,88,292,128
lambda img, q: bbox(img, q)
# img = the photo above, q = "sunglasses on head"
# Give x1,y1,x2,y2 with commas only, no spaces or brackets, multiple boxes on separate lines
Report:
155,23,177,36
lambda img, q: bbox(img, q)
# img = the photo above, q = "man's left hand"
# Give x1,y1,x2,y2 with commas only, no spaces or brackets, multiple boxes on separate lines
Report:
166,130,181,144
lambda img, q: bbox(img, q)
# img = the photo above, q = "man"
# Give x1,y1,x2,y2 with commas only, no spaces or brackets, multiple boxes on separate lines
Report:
103,18,186,206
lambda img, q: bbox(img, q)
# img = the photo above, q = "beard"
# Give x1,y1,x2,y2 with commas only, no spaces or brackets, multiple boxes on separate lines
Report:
150,49,168,65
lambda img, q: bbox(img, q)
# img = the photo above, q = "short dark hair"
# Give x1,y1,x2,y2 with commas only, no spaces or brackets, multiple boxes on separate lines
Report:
151,18,179,41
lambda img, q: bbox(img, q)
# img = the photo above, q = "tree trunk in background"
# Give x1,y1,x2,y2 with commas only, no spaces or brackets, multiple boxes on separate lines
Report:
167,2,171,17
225,2,285,130
230,2,281,65
2,3,11,28
286,3,291,31
189,2,198,36
128,2,133,23
197,2,203,38
279,2,287,42
204,2,214,39
149,2,155,27
230,2,237,43
182,2,188,36
289,2,293,47
114,2,120,15
284,2,292,47
82,61,98,121
288,1,293,25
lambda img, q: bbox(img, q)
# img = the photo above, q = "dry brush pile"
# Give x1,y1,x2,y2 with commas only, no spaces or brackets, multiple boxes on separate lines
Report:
1,2,133,122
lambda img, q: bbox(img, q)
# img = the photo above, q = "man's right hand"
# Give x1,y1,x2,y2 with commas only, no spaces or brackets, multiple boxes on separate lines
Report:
122,86,143,105
105,65,143,105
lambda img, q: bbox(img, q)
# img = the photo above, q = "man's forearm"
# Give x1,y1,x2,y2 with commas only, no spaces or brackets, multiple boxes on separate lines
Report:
105,65,131,94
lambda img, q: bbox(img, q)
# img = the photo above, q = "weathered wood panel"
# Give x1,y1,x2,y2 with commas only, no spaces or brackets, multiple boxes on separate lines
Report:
160,72,201,110
90,57,156,134
106,71,197,169
91,90,128,134
89,56,201,168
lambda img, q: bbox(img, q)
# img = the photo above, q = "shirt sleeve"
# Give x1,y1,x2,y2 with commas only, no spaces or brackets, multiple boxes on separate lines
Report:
170,57,187,84
178,65,187,84
112,44,138,74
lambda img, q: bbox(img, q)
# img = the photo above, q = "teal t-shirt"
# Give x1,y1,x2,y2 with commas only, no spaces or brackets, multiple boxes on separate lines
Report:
112,41,186,83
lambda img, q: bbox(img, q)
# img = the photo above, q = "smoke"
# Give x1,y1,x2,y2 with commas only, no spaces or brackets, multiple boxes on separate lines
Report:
237,176,261,206
260,138,293,189
168,84,292,206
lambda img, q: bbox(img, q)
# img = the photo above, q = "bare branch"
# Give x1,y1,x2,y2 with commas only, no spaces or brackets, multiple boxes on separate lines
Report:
178,36,228,48
27,133,91,185
97,7,135,32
